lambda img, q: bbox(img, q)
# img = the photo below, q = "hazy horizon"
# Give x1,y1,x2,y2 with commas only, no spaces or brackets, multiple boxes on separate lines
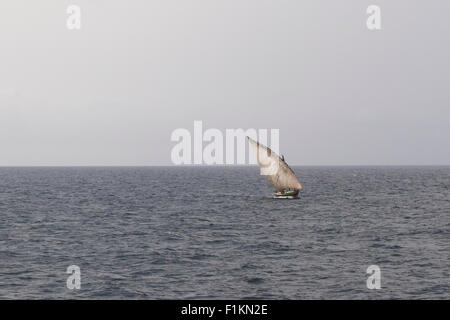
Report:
0,164,449,168
1,1,449,166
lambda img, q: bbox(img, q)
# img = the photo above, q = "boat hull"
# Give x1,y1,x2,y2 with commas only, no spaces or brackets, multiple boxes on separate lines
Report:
273,195,299,199
273,189,299,199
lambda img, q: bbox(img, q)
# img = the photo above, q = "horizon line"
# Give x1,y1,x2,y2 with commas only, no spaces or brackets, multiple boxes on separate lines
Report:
0,164,449,168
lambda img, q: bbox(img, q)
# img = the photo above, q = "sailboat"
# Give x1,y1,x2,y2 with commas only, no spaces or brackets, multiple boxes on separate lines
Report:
248,136,302,199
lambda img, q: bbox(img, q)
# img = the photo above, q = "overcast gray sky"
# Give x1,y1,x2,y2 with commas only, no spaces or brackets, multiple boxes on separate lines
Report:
1,0,449,166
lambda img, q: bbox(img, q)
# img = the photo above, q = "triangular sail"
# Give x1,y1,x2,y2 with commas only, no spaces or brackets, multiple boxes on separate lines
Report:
248,137,302,191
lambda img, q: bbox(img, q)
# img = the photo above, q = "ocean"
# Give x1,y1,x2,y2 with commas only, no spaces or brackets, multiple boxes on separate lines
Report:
0,166,448,299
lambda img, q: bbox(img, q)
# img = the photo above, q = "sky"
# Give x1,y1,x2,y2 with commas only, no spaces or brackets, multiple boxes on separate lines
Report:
0,0,449,166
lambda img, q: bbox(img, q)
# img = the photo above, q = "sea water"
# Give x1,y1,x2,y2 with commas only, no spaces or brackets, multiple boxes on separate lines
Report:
0,166,448,299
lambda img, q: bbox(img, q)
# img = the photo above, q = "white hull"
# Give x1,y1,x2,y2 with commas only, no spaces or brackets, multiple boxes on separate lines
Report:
273,195,299,199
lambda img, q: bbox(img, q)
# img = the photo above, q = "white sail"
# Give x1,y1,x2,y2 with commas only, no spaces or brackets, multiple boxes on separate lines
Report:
248,137,302,191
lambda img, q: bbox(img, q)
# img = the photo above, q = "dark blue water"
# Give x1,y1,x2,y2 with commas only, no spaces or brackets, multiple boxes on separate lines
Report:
0,166,448,299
